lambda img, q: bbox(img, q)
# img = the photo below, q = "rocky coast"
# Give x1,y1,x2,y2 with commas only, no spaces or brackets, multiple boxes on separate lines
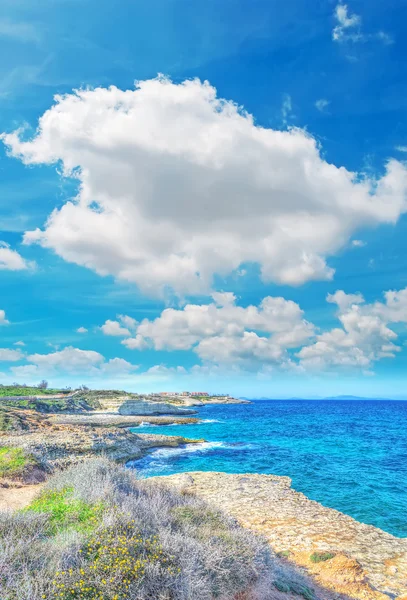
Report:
149,471,407,600
0,406,202,486
1,393,406,600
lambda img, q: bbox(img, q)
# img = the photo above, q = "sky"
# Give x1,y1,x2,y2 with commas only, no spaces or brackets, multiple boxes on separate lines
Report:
1,0,407,398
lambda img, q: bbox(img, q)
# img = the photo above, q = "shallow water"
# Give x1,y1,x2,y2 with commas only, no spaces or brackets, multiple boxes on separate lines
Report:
129,400,407,537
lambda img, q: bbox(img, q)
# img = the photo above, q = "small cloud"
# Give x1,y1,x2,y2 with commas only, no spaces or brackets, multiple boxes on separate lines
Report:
100,319,131,337
315,99,330,113
333,3,392,46
396,146,407,153
76,327,88,334
376,31,394,45
0,241,35,271
351,239,366,247
14,341,25,346
0,310,9,326
121,335,148,350
0,348,23,362
333,3,362,42
281,93,293,126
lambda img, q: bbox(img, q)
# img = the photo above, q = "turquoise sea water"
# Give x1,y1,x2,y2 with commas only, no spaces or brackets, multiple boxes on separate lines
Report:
129,400,407,538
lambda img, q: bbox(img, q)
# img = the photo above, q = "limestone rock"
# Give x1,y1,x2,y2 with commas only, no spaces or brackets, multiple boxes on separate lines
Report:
118,400,196,416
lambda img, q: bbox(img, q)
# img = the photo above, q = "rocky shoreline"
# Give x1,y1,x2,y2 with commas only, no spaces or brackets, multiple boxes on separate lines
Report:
0,407,203,485
1,402,406,600
148,471,407,600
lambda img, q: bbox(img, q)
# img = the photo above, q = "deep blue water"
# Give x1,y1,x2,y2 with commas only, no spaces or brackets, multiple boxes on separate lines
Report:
129,400,407,538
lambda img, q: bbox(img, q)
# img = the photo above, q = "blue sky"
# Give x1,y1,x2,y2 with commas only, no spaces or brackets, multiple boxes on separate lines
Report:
1,0,407,397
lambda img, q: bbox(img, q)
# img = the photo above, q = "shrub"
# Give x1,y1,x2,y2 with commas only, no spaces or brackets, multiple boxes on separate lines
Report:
0,447,35,478
23,487,104,535
48,524,180,599
0,458,319,600
309,551,335,563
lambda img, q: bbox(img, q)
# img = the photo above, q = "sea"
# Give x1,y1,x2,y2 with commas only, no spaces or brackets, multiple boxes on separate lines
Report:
128,399,407,538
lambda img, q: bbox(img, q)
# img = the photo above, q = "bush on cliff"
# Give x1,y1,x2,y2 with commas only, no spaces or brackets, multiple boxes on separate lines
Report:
0,447,36,479
0,458,261,599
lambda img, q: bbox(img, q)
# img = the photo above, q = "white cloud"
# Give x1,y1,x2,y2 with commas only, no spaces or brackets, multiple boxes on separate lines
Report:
0,310,9,326
117,315,138,330
298,288,407,371
351,239,366,247
28,346,104,371
3,77,407,296
100,320,131,337
332,4,392,45
118,294,315,369
14,340,25,346
114,285,407,374
11,364,40,378
18,346,139,377
121,335,148,350
76,327,88,333
100,314,137,337
333,3,361,42
315,99,330,113
101,357,139,374
396,146,407,153
0,242,33,271
0,348,23,361
281,93,293,125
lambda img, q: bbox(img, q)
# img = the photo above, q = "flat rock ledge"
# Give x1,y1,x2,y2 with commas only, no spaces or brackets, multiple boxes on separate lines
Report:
118,400,196,416
148,471,407,600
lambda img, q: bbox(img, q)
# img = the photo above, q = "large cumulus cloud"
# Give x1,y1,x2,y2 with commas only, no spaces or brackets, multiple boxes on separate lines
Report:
2,76,407,295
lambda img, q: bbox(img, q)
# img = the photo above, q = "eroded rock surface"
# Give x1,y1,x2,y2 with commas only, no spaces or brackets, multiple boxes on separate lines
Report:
149,471,407,600
118,400,196,416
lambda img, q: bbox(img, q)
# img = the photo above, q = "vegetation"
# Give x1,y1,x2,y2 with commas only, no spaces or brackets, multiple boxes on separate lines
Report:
0,447,35,479
23,487,104,535
0,396,101,413
0,407,30,432
0,458,316,599
273,579,315,600
0,386,64,397
309,551,336,563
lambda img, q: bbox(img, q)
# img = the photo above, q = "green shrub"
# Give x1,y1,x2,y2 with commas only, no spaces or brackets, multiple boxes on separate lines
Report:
23,487,104,534
0,447,34,478
274,579,315,599
48,523,179,600
310,551,336,563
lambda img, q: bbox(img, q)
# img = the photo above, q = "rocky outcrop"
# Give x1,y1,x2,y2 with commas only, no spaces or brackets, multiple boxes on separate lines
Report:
118,400,196,416
148,471,407,600
48,413,200,427
0,408,203,478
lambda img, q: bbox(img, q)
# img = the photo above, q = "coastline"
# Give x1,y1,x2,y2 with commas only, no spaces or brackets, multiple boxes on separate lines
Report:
147,471,407,600
1,403,407,599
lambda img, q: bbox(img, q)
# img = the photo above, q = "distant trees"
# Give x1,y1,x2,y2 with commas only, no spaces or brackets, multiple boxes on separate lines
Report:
37,380,48,390
79,384,90,391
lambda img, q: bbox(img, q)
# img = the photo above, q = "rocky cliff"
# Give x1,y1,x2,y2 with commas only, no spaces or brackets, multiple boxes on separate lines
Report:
148,471,407,600
118,399,196,416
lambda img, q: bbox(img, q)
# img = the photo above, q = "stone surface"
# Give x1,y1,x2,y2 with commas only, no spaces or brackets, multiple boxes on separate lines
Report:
118,400,196,416
0,408,203,474
148,471,407,600
48,413,200,427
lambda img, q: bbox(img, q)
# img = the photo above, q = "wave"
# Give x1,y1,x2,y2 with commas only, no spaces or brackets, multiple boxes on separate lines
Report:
127,441,229,475
201,419,222,423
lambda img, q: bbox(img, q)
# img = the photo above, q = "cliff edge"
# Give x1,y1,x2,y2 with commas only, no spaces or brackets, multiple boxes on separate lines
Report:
148,471,407,600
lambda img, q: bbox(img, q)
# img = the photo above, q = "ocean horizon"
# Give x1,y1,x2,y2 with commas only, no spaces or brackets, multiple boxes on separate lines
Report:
130,399,407,538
